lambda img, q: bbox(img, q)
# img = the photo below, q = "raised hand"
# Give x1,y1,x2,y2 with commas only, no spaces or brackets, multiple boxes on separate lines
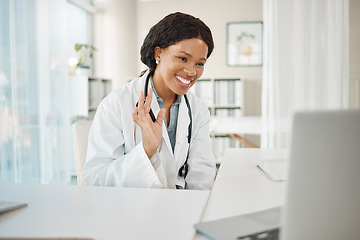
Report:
132,88,166,158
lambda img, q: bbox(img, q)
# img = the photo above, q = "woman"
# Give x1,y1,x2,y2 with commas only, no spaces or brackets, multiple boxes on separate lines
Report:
82,12,216,189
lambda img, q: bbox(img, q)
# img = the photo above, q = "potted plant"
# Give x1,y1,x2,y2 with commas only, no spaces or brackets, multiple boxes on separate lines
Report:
74,43,96,75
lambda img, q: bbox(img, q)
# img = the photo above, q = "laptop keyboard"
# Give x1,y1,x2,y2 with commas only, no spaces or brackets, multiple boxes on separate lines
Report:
237,228,280,240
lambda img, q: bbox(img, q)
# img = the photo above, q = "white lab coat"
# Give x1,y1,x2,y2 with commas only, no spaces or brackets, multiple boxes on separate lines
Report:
82,70,216,189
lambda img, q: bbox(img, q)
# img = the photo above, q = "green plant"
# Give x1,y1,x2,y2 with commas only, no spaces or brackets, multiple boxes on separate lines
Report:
74,43,96,67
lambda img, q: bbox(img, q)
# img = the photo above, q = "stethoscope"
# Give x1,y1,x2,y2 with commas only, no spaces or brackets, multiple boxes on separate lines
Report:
136,70,192,187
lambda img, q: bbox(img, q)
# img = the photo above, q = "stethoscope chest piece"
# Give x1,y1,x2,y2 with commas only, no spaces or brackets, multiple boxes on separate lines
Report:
178,163,189,178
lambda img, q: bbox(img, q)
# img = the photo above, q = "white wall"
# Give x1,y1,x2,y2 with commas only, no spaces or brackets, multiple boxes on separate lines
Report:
93,0,138,90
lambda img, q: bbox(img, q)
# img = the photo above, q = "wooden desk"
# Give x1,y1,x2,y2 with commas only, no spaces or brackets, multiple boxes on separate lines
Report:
0,184,209,240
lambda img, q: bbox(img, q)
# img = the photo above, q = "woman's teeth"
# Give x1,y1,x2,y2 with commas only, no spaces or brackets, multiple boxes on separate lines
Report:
176,75,193,85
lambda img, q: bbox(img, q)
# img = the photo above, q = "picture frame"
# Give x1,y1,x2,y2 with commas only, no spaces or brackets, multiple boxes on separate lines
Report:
227,22,263,66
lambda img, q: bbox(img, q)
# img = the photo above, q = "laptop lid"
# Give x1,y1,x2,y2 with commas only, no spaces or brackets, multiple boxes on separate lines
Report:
281,110,360,240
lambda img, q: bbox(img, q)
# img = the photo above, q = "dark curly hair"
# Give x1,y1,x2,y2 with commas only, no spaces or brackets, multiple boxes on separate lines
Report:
140,12,214,72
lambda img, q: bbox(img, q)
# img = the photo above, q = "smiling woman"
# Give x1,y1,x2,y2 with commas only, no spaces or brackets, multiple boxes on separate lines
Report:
82,12,217,190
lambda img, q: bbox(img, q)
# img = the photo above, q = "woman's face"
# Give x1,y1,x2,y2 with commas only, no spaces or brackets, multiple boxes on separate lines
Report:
153,38,208,97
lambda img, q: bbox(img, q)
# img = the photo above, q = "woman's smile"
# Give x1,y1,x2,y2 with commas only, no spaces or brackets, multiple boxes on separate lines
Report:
175,74,194,86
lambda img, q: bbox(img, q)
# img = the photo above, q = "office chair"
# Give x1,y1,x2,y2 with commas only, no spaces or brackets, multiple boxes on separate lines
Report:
72,120,92,186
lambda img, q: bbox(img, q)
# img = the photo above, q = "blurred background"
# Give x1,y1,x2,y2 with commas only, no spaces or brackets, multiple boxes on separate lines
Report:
0,0,359,184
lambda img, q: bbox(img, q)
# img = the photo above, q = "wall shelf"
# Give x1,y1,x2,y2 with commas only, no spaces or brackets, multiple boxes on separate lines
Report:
69,75,112,121
189,77,244,163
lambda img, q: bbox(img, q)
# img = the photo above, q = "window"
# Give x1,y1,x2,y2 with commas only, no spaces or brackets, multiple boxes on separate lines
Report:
0,0,95,184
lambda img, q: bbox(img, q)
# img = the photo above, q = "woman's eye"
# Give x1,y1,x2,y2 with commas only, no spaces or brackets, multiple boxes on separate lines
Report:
178,57,187,62
197,63,205,67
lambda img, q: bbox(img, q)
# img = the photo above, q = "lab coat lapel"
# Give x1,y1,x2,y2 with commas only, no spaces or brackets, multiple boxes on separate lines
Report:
174,96,190,166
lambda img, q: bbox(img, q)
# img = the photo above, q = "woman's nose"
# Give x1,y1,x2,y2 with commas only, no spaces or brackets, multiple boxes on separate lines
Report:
184,65,196,76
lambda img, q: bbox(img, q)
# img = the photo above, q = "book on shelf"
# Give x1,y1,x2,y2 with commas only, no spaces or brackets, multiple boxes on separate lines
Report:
192,79,212,107
215,108,242,117
88,80,100,108
214,79,242,106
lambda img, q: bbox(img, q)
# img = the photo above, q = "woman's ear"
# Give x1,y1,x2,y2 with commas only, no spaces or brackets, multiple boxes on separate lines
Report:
154,46,161,62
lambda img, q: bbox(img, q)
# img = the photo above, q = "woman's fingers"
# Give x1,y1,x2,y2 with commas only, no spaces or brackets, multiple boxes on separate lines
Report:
133,106,140,122
137,91,148,120
143,88,152,113
138,91,145,108
134,89,154,122
156,108,166,125
133,91,164,158
136,88,154,121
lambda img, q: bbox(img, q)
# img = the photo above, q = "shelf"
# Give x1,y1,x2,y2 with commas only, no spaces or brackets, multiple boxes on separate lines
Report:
214,78,241,81
88,77,112,118
212,105,241,109
189,77,244,164
69,75,112,120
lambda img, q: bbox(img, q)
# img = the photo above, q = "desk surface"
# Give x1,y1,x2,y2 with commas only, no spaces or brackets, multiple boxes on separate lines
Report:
0,149,287,240
201,148,287,222
0,183,209,240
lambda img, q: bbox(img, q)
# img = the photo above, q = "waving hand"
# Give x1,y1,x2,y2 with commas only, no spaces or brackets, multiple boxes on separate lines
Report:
132,88,166,158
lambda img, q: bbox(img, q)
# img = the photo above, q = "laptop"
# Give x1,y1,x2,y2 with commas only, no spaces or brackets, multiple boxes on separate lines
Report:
195,110,360,240
281,110,360,240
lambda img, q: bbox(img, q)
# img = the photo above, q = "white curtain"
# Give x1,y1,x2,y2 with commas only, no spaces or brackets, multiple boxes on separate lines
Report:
0,0,71,183
262,0,349,148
